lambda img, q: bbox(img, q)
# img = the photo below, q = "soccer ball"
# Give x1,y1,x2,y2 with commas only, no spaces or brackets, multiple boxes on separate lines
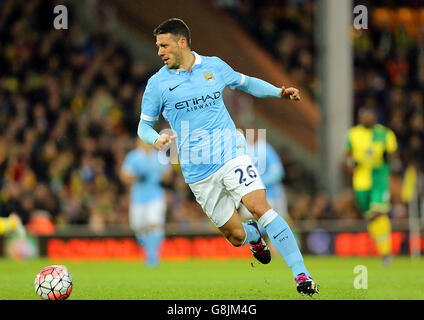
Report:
34,265,73,300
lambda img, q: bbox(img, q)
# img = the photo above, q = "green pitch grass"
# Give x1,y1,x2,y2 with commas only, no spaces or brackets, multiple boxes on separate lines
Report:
0,256,423,300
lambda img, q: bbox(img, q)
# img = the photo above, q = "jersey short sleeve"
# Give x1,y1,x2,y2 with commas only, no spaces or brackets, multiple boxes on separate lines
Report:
385,129,397,153
140,75,162,122
215,57,245,88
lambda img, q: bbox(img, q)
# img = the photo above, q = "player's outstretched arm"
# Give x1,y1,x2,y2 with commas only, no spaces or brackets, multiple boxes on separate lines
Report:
237,75,300,101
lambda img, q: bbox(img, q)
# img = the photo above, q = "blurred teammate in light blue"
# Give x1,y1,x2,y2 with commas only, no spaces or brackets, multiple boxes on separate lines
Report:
240,133,288,237
121,139,171,267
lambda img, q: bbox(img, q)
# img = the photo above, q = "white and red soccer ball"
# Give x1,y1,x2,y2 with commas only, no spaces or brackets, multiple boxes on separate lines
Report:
34,265,73,300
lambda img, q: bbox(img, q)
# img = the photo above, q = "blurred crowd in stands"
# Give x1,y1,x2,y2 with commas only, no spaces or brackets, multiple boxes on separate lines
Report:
0,0,206,233
215,0,424,222
1,0,423,234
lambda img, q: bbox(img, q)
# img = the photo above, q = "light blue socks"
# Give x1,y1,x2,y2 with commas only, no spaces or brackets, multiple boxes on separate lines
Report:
258,209,310,277
241,222,261,245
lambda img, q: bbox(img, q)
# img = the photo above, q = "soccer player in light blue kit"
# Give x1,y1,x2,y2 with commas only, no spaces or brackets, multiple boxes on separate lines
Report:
138,18,318,295
121,138,170,267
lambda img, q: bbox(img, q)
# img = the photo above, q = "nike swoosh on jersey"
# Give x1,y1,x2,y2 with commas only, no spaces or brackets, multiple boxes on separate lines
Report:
169,83,184,91
244,180,255,187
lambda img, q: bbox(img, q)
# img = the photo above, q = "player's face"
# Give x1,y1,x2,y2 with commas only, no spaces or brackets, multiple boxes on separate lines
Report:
359,110,376,127
156,33,183,69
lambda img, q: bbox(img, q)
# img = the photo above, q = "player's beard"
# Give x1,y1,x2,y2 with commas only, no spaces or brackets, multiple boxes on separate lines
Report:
168,50,182,69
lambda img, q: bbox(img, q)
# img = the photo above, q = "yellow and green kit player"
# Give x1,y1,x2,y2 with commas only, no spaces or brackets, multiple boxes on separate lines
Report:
345,106,398,265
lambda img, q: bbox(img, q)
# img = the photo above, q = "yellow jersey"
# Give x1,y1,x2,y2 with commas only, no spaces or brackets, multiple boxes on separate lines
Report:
345,124,397,190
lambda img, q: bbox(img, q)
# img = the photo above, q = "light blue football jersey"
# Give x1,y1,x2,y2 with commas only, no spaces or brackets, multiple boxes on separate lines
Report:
122,148,167,204
140,52,247,183
248,141,285,199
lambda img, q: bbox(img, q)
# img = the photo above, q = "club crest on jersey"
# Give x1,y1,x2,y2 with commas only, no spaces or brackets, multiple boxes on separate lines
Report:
204,71,215,83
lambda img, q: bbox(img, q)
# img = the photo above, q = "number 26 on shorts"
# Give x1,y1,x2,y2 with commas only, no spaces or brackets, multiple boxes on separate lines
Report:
234,165,257,186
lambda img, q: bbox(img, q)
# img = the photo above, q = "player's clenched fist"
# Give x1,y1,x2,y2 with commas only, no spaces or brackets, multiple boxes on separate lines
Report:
154,133,178,150
280,86,300,101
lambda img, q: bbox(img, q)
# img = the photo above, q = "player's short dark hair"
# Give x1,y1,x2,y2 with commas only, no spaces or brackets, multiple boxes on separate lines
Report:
153,18,191,48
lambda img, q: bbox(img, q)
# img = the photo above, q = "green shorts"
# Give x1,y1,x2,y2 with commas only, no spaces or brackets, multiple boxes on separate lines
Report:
354,166,391,218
